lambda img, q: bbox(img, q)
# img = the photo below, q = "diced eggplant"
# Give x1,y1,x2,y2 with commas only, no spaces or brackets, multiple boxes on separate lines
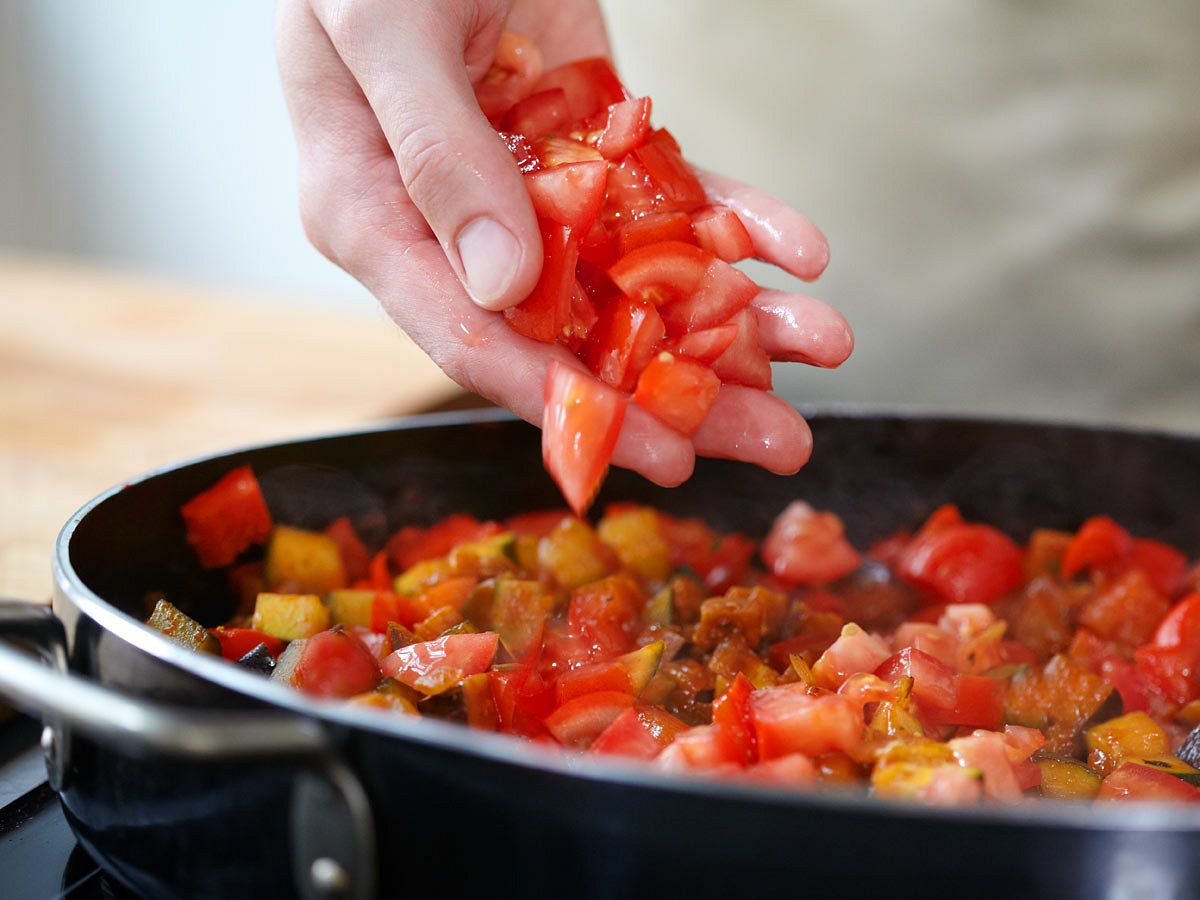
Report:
270,639,307,687
145,599,220,655
235,642,277,675
1178,723,1200,770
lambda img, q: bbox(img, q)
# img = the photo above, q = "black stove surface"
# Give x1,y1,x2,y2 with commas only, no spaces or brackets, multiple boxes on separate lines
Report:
0,716,137,900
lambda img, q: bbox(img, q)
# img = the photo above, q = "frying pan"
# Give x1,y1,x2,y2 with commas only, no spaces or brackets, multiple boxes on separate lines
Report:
2,409,1199,900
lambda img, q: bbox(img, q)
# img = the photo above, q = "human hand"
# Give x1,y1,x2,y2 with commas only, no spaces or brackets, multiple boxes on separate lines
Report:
276,0,852,488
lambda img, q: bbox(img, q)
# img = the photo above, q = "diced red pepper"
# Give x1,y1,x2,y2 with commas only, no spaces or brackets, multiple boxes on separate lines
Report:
181,466,273,568
324,517,370,585
211,627,284,661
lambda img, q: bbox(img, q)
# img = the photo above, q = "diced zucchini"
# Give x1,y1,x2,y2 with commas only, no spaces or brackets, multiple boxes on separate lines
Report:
597,507,672,581
620,641,665,696
537,519,611,589
394,558,456,596
264,526,345,594
491,578,556,659
271,639,306,686
251,592,331,641
328,589,377,629
146,599,220,654
1037,757,1102,800
1125,755,1200,787
1084,711,1170,776
644,587,674,626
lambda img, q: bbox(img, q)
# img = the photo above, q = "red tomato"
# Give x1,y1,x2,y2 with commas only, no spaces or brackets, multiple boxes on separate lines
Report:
633,128,707,211
1061,516,1134,580
498,131,540,173
544,691,636,748
690,205,754,263
659,259,758,336
382,632,499,687
180,466,273,568
567,574,643,658
750,685,864,760
712,673,757,765
490,666,555,737
386,514,501,571
1099,655,1150,713
698,533,758,594
294,629,382,699
1135,593,1200,704
542,362,627,515
601,156,665,227
364,550,391,591
607,240,711,307
896,521,1023,606
555,657,637,705
578,219,617,267
324,516,370,584
631,352,721,437
211,627,284,661
475,31,544,121
591,96,652,159
656,725,740,772
590,706,687,759
533,57,628,122
709,308,773,390
500,88,570,140
616,211,695,256
1129,538,1188,598
761,501,862,585
524,161,607,230
875,647,959,711
924,674,1006,730
1077,568,1169,649
1097,763,1200,803
504,220,580,343
667,323,739,365
579,294,666,392
504,509,573,538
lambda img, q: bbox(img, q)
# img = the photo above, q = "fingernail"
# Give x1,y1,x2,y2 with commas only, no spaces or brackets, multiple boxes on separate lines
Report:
457,218,520,310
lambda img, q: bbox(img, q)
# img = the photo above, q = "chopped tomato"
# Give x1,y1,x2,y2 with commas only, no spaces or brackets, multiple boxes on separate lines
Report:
601,155,664,227
475,31,543,121
181,466,273,568
896,517,1022,606
590,96,652,159
294,628,382,699
1130,538,1188,598
544,691,636,748
498,131,540,173
1097,763,1200,802
631,352,721,437
616,211,694,257
1061,516,1134,580
924,674,1006,730
386,514,501,571
812,625,891,690
690,205,754,263
211,627,284,661
542,361,627,516
876,647,958,711
761,501,862,585
1023,528,1072,580
633,128,707,211
750,685,864,760
667,323,739,365
382,632,499,692
579,294,666,392
712,673,757,765
525,161,607,230
590,706,687,759
500,88,570,140
659,258,758,336
504,220,580,343
710,308,773,390
567,574,643,659
607,240,711,307
324,516,370,585
1135,593,1200,704
533,57,627,121
491,666,555,737
656,724,740,771
1077,568,1169,649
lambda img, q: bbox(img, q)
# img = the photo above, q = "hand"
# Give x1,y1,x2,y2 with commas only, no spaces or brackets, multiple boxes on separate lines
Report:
276,0,853,488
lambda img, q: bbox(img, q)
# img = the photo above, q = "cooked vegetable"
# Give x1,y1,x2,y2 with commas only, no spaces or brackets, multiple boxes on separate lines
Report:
250,592,331,641
235,643,277,676
146,599,219,654
180,466,272,568
264,526,345,595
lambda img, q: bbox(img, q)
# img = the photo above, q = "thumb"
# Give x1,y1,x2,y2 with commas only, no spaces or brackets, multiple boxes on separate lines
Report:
314,2,542,310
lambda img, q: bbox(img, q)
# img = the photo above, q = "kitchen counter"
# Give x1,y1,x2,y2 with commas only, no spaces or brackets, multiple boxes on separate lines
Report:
0,255,461,602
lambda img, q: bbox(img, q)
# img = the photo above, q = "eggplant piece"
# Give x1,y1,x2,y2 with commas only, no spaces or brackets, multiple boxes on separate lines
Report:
270,639,307,687
145,599,220,655
1178,722,1200,769
235,642,276,676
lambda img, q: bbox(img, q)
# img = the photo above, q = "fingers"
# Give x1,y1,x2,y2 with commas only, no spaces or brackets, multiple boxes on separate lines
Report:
752,289,854,368
691,386,814,475
309,0,542,311
696,169,830,282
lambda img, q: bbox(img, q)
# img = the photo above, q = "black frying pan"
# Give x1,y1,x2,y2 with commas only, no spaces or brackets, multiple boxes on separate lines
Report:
2,409,1199,900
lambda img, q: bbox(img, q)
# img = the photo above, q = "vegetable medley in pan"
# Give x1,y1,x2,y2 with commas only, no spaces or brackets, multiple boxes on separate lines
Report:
148,466,1200,806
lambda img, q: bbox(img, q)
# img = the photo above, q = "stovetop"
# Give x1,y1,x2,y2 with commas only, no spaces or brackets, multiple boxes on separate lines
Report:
0,715,137,900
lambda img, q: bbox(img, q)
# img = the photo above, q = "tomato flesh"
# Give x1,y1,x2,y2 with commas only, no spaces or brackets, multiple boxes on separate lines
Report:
617,211,695,256
607,241,712,306
382,632,499,691
295,629,381,698
501,88,571,141
631,352,720,437
762,502,861,585
659,258,758,336
533,57,628,121
542,361,627,516
690,205,754,262
524,160,607,230
579,295,666,392
897,519,1023,606
505,220,580,343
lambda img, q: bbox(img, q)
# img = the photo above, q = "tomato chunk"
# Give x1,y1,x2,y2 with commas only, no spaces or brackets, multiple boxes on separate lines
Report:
590,706,687,759
709,308,772,390
750,685,864,760
579,294,666,392
324,516,370,585
712,673,757,765
690,205,754,262
382,632,499,693
1097,763,1200,803
762,502,861,585
181,466,273,568
591,96,652,159
500,88,571,141
607,241,712,307
295,628,382,699
633,129,707,211
475,31,543,121
659,258,758,336
616,211,695,257
666,323,739,365
542,361,627,516
525,160,607,230
896,516,1022,606
504,220,580,343
533,57,628,121
1061,516,1134,580
545,691,636,748
632,352,721,437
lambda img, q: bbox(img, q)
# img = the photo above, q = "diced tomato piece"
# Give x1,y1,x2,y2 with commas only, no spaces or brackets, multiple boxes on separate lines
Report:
948,731,1022,802
812,625,891,690
632,352,720,437
505,220,580,343
656,724,740,771
533,135,604,169
1078,568,1169,649
544,691,636,748
498,131,540,173
556,657,636,705
1130,538,1188,598
382,632,499,689
876,647,959,710
369,592,427,632
690,205,754,262
533,57,628,122
324,516,370,584
659,258,758,336
1135,593,1200,704
579,294,666,392
712,673,758,765
1061,516,1134,580
211,627,284,661
740,753,819,786
616,211,695,256
500,88,570,141
601,156,665,227
180,466,273,568
750,685,864,760
1023,528,1072,579
1100,655,1150,713
563,280,600,351
699,534,759,594
590,705,687,759
926,674,1006,730
607,241,712,307
633,129,707,211
386,514,501,571
896,519,1023,606
578,219,617,267
1097,763,1200,802
567,574,643,658
1148,592,1200,649
541,362,627,516
505,509,573,538
762,501,862,586
666,323,739,365
475,31,543,121
294,628,382,699
592,96,652,159
490,666,555,737
710,308,772,390
364,550,391,592
524,161,607,230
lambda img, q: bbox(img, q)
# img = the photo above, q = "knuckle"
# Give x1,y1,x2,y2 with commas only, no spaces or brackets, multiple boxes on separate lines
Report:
394,120,459,213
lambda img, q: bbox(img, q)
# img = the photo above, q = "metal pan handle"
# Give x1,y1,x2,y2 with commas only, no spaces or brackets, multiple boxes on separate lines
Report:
0,599,376,900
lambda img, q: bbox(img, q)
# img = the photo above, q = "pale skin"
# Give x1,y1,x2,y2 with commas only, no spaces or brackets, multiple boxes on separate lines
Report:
275,0,853,488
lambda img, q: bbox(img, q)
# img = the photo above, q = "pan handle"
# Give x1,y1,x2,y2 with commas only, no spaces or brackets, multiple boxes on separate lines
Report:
0,599,376,900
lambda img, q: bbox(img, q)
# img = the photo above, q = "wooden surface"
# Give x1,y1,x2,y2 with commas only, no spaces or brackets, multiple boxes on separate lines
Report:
0,255,461,602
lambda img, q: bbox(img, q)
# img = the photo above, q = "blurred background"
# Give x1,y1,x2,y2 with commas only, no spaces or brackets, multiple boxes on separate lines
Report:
2,1,1198,595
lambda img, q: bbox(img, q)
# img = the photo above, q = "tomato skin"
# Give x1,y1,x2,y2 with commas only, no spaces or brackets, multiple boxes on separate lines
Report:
667,323,739,365
505,220,581,343
1129,538,1188,598
386,514,501,571
876,647,958,711
579,294,666,392
659,258,758,336
607,240,711,306
295,628,382,699
712,673,758,765
382,632,499,688
762,502,862,586
544,691,636,748
1135,593,1200,704
211,627,284,661
524,161,607,230
896,520,1023,606
567,573,643,659
498,131,540,173
1061,516,1134,580
616,211,695,257
555,658,635,705
632,352,721,437
1097,763,1200,802
592,96,653,159
475,31,544,121
500,88,570,141
690,205,754,263
590,706,687,759
181,466,273,568
709,308,772,390
925,674,1006,730
750,685,864,760
533,57,628,122
633,129,707,211
542,362,627,516
601,156,665,227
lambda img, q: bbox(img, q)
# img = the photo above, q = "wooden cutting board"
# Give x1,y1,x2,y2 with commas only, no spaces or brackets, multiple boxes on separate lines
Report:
0,254,461,602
